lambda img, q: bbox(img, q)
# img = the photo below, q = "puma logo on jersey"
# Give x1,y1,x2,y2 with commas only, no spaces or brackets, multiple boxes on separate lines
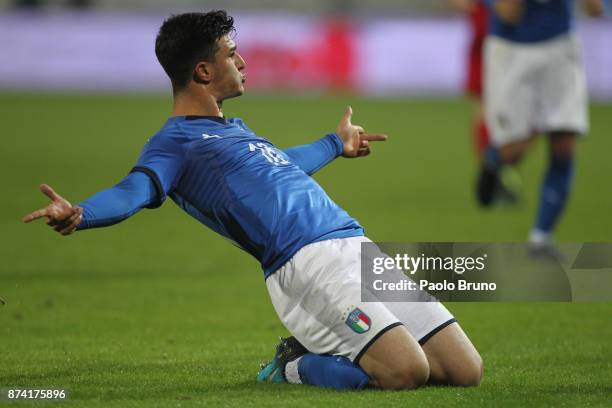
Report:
202,133,222,140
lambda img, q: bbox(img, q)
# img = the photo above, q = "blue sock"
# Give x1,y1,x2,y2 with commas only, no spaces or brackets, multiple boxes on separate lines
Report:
296,353,369,390
535,155,574,232
484,144,502,171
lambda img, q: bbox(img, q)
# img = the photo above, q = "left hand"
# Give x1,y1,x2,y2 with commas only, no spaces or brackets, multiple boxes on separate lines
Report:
336,106,387,158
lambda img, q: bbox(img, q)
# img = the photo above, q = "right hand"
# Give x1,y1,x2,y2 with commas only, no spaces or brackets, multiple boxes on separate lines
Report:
22,184,83,236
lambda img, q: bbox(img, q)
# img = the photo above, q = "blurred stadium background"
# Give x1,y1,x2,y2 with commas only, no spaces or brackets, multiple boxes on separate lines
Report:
1,0,611,97
1,1,611,407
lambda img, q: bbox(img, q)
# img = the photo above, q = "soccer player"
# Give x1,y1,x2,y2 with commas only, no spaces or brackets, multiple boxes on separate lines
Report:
477,0,604,253
23,11,482,390
450,0,520,205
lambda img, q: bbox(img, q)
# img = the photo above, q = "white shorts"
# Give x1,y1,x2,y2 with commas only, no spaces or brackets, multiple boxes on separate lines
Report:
266,236,455,364
484,34,588,147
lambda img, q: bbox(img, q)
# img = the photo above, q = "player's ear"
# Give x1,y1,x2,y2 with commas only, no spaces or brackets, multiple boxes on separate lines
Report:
193,61,212,85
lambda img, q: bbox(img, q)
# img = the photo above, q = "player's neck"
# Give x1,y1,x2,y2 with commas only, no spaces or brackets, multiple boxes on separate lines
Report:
172,89,223,118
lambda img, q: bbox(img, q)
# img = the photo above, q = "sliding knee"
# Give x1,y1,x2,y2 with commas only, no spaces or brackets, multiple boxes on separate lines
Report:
375,357,430,390
450,354,483,387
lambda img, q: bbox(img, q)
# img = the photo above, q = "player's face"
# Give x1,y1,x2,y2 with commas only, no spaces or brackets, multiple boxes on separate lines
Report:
210,35,246,101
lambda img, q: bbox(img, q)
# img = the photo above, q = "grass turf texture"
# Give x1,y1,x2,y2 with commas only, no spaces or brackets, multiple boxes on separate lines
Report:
1,92,611,407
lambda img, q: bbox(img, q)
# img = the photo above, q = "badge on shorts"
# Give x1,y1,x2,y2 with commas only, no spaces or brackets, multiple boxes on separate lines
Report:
346,308,371,334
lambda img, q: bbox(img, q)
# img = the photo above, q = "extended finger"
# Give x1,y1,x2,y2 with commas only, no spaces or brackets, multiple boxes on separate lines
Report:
339,105,353,127
360,133,388,142
343,106,353,121
22,208,48,223
40,184,61,202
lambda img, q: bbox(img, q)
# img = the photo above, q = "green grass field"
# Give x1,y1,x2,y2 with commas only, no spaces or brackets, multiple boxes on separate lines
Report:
1,93,611,407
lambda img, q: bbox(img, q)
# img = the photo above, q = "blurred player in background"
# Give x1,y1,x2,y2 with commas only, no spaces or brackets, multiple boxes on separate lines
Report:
23,11,482,391
477,0,604,254
450,0,520,204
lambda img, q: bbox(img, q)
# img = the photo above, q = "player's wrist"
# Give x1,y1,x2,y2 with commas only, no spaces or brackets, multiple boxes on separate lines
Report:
327,133,345,157
73,205,88,230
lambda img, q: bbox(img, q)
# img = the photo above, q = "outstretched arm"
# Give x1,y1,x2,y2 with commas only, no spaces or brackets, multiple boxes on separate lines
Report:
284,106,387,175
76,171,158,229
283,134,344,176
23,171,158,235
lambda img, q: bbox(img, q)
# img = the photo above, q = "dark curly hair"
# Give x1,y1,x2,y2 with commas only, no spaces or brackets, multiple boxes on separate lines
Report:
155,11,235,92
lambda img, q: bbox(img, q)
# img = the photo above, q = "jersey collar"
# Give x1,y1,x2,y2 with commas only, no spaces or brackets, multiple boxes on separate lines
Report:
182,115,227,124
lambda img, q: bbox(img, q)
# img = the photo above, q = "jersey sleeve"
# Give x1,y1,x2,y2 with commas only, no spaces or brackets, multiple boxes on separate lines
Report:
283,133,344,176
130,132,190,208
77,171,158,230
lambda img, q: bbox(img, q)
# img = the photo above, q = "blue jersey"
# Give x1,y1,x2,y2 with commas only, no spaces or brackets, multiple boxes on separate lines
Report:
131,116,364,278
487,0,574,43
